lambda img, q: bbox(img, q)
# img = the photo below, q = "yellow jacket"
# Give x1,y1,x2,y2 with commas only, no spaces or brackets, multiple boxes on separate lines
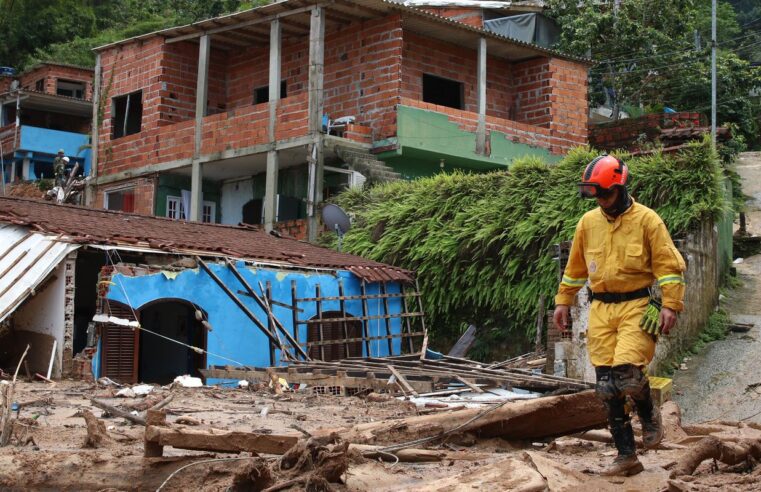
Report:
555,200,686,311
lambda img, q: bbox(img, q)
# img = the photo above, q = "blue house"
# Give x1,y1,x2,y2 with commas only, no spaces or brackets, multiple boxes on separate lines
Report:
0,63,93,184
0,197,422,385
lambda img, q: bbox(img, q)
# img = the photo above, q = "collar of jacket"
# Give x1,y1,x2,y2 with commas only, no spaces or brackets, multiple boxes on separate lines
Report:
600,196,637,227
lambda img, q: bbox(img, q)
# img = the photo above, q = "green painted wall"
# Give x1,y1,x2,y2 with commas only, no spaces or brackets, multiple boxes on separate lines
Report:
155,174,221,222
380,105,560,179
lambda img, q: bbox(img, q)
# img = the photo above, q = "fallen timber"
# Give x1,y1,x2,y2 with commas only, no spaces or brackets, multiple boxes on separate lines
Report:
201,354,593,395
143,391,607,457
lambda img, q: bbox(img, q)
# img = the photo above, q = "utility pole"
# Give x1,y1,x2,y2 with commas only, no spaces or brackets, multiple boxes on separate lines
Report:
711,0,717,147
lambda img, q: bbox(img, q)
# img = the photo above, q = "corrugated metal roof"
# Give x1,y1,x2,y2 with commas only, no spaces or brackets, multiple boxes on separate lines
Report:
0,224,79,322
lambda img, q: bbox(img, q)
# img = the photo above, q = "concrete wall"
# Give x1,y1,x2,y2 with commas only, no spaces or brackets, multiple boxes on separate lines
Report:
96,262,407,380
561,218,721,380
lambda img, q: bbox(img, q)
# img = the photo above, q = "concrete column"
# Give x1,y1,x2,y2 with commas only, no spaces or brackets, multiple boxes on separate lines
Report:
264,19,282,232
476,37,487,155
307,7,325,240
22,157,32,180
190,34,210,222
91,54,101,179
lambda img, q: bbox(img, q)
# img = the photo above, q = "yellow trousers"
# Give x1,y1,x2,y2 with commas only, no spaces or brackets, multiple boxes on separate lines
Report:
587,297,655,368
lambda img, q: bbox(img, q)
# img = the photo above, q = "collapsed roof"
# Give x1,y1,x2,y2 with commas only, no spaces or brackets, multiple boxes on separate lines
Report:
0,197,412,283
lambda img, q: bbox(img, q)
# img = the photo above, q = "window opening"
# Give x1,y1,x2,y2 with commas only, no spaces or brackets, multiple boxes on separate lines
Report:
253,80,287,104
112,90,143,138
56,79,85,99
105,188,136,213
422,73,464,110
167,195,215,223
35,79,44,92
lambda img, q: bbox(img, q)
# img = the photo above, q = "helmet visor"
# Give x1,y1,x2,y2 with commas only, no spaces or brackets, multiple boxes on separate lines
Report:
578,183,614,199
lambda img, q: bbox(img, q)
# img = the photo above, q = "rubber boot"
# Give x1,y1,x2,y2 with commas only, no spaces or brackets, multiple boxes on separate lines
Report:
601,398,644,477
633,386,663,449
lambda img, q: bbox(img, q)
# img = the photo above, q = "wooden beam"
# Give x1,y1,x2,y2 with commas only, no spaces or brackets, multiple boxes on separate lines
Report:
455,375,484,393
387,364,419,396
145,425,300,455
166,4,324,44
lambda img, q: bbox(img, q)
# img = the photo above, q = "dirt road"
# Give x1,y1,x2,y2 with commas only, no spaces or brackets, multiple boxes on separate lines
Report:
673,151,761,424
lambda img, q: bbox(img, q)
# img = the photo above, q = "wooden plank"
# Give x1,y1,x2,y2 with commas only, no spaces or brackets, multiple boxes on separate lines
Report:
455,376,484,393
380,283,394,355
299,312,424,324
281,331,424,349
401,284,415,353
338,280,351,358
448,324,477,358
316,284,325,361
386,364,418,396
296,292,421,302
360,281,371,356
145,425,299,455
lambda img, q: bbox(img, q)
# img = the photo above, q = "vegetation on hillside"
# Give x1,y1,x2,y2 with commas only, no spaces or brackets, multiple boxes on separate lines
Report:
323,139,728,360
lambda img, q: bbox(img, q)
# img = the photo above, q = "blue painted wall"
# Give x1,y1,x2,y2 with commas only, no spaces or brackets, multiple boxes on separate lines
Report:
17,125,91,178
93,261,405,380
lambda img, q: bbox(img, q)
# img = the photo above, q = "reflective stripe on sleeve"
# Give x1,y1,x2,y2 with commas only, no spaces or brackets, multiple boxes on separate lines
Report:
657,274,685,286
561,275,587,287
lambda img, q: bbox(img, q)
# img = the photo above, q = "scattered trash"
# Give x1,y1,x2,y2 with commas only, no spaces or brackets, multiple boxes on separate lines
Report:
131,384,154,396
733,257,744,264
238,380,249,389
260,406,270,418
173,375,203,388
116,388,136,398
680,363,688,370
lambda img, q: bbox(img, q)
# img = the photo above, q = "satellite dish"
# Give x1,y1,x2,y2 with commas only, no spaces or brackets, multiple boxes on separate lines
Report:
321,203,351,251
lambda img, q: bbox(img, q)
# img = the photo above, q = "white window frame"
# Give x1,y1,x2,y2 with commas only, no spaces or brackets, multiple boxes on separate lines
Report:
104,186,136,212
166,195,215,223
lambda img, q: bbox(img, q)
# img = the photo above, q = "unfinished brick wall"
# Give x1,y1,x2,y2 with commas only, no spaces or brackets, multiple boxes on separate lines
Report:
512,58,552,127
95,176,157,216
19,64,94,101
547,58,588,152
589,112,704,151
422,7,484,27
402,32,515,121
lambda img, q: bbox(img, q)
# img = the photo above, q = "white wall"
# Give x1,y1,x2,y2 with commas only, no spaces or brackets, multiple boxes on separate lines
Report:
220,178,255,225
14,262,66,377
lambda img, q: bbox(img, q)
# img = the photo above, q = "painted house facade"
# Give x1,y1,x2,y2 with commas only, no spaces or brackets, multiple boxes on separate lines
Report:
90,0,589,239
0,197,421,384
0,63,94,183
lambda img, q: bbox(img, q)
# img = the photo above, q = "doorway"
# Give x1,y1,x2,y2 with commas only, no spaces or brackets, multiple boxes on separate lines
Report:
138,300,206,384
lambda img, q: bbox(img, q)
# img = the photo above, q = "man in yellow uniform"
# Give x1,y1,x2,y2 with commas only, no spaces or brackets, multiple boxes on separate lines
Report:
553,155,686,476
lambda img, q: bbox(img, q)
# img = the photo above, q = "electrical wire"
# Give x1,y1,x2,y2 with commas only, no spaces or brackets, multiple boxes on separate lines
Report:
103,249,246,367
155,457,253,491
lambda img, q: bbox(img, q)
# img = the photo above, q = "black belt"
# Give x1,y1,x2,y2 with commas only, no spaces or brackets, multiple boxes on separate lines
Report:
591,287,650,304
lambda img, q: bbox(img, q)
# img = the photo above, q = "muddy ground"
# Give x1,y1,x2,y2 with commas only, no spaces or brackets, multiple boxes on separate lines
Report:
0,379,759,491
673,151,761,425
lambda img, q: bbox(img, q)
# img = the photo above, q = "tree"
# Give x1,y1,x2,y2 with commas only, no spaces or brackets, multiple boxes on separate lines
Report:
547,0,761,144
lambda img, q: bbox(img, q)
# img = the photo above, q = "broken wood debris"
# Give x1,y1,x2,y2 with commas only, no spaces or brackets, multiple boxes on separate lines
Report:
202,353,593,397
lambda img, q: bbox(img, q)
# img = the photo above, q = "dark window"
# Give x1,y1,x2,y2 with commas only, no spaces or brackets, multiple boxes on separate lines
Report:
112,91,143,139
253,80,287,104
35,79,44,91
105,188,136,213
422,73,464,110
56,79,85,99
308,311,363,361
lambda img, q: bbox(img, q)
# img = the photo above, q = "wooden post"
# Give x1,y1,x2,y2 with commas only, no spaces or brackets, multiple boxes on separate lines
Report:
144,410,167,457
476,37,487,155
338,280,351,358
264,19,282,232
401,284,415,353
380,283,394,356
267,281,275,366
315,284,325,361
291,280,301,356
190,34,210,222
360,281,371,357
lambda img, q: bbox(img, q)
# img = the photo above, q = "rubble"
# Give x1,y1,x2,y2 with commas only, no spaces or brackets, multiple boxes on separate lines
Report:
1,356,760,490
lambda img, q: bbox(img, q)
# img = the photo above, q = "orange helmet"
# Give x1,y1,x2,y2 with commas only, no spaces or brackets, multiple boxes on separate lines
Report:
578,155,628,199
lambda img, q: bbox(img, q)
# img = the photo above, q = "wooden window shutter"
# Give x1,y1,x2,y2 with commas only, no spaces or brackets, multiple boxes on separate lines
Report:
99,300,139,384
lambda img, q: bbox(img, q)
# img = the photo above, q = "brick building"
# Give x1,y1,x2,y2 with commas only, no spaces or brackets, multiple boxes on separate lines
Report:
91,0,589,239
0,63,93,183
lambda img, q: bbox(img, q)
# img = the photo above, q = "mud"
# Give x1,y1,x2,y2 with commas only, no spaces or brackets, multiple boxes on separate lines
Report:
674,151,761,425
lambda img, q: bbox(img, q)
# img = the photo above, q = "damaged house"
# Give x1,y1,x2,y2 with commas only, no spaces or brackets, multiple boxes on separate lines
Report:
90,0,589,239
0,197,422,384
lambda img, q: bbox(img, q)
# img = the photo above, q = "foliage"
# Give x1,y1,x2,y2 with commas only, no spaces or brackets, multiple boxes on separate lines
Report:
324,139,728,360
0,0,267,70
546,0,761,145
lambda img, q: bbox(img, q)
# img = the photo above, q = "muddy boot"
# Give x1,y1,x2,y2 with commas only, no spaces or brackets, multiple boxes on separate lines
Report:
635,395,663,449
601,398,644,477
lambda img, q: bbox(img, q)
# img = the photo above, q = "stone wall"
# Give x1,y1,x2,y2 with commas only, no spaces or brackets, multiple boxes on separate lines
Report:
560,218,721,380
